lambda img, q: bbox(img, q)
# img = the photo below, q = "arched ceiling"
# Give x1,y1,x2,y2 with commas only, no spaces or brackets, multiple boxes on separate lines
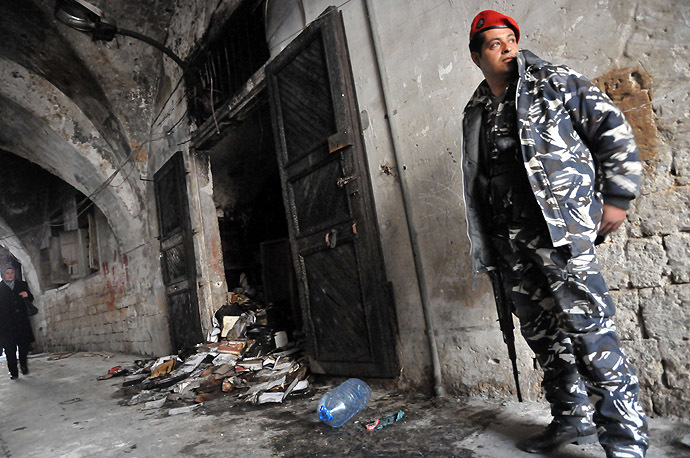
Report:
0,0,176,270
0,0,133,164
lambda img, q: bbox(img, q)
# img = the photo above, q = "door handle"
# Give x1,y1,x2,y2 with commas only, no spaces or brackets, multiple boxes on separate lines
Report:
325,229,338,248
336,175,357,188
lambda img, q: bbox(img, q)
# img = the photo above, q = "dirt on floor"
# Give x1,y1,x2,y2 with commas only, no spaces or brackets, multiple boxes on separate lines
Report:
201,388,492,457
114,373,690,458
2,353,689,458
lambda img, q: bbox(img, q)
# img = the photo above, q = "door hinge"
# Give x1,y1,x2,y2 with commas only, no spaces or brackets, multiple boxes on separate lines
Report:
328,130,353,154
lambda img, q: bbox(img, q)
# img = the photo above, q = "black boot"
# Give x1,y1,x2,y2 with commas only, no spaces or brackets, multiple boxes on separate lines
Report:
9,372,18,380
20,363,28,375
517,418,598,454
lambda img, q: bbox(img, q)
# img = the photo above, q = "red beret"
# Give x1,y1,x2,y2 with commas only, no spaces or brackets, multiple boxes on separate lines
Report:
469,10,520,44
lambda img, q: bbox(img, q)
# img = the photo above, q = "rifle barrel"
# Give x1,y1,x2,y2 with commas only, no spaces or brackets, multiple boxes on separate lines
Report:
489,270,523,402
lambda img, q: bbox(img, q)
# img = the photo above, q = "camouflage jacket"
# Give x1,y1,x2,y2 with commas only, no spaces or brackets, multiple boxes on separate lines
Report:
462,50,642,274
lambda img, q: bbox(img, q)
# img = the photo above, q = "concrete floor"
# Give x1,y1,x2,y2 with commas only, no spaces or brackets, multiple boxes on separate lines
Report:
0,352,687,457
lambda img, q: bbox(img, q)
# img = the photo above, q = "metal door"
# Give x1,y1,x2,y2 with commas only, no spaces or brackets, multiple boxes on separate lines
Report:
154,151,203,352
267,7,398,377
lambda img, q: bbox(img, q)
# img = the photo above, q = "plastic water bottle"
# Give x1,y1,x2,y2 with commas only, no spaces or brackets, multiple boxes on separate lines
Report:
317,378,371,428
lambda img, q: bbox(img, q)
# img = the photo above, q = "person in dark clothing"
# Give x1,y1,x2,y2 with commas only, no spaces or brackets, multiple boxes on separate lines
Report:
0,267,35,379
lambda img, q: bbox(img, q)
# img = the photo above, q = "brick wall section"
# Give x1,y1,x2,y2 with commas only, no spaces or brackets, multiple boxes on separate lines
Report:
31,231,170,357
33,268,161,355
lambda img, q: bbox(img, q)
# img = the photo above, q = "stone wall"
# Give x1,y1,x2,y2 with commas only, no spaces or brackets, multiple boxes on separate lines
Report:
593,0,690,417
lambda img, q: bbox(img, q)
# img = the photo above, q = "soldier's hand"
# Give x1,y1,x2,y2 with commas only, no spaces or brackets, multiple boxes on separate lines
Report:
599,204,627,236
19,292,28,298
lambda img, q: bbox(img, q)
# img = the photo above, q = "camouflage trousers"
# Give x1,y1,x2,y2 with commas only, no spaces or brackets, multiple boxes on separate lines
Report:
490,225,649,457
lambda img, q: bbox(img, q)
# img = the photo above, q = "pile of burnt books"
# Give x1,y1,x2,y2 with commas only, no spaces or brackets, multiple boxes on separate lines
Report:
101,292,309,412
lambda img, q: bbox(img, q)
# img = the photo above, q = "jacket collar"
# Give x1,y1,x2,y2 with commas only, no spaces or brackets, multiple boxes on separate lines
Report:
517,49,550,79
466,81,493,110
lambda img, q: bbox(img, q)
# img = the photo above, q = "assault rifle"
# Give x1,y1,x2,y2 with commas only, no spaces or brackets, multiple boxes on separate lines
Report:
488,269,523,402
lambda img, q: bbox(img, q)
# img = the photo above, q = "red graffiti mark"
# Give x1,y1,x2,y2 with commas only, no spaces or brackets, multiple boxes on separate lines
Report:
102,262,109,274
113,249,118,262
104,272,116,311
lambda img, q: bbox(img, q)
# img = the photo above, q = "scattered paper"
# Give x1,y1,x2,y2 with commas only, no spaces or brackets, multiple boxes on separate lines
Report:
212,353,238,366
258,392,284,404
171,353,207,377
245,376,286,396
143,397,167,409
168,403,203,416
221,316,240,338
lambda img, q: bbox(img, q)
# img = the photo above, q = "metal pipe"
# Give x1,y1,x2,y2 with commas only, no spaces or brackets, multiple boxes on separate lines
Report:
362,0,445,397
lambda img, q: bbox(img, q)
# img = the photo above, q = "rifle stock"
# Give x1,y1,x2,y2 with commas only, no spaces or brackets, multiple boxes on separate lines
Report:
488,270,523,402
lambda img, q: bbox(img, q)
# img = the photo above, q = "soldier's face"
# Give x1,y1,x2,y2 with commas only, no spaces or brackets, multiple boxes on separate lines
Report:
471,28,518,80
4,269,14,281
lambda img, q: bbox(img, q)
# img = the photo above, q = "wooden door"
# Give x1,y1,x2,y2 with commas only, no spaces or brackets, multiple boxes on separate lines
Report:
267,7,398,377
154,152,203,352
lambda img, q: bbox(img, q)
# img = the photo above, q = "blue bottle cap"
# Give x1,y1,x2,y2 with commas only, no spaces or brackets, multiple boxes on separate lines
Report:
319,405,333,421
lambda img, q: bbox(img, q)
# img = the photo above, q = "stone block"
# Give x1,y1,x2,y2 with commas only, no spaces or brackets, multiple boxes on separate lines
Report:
626,237,667,287
610,289,641,341
133,303,146,316
659,340,690,391
628,187,690,237
620,339,663,390
85,295,101,307
597,234,629,290
640,285,690,341
664,233,690,283
635,151,674,197
651,389,690,419
672,143,690,186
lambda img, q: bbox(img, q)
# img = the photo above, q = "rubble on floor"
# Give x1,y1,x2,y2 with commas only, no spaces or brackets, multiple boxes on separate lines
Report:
98,292,310,414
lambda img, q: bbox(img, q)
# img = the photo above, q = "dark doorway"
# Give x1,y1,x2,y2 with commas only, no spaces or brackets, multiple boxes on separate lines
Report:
209,100,302,338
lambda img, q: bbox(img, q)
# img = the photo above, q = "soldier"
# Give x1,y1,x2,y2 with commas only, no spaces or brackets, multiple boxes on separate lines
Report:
461,10,649,458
